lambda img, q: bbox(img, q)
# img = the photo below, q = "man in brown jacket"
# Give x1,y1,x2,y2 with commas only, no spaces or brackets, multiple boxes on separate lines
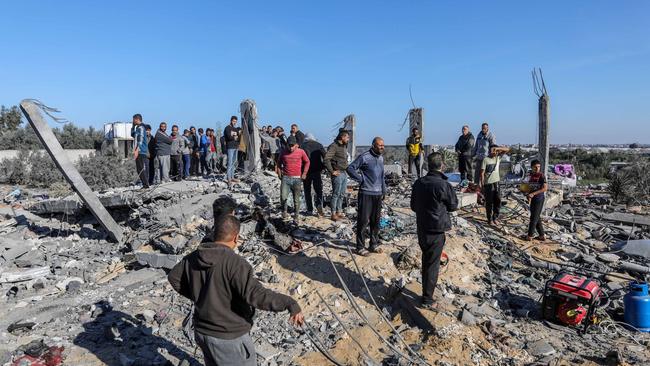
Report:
168,215,304,365
323,130,350,221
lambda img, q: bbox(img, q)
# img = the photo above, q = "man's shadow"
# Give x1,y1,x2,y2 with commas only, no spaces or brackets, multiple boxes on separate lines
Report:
73,301,200,366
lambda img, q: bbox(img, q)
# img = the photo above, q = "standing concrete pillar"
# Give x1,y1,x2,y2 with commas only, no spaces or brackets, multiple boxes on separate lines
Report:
239,99,261,172
19,100,124,243
533,68,550,176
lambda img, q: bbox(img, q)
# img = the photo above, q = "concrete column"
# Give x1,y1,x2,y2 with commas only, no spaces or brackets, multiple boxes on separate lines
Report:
19,100,124,243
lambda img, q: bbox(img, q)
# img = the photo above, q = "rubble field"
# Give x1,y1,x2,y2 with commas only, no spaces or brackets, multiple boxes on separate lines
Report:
1,169,649,366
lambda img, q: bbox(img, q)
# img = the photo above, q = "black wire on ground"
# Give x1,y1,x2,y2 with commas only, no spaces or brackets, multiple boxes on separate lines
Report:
322,246,419,365
341,242,432,366
315,289,378,364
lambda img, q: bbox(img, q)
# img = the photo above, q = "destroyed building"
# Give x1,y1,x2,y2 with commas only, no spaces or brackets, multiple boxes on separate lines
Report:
1,100,649,366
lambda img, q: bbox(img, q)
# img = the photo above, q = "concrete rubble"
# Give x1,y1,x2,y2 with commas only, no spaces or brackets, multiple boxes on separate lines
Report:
0,163,649,365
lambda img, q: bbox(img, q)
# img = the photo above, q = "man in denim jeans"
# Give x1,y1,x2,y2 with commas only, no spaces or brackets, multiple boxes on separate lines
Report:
324,130,350,221
276,136,310,223
224,116,241,184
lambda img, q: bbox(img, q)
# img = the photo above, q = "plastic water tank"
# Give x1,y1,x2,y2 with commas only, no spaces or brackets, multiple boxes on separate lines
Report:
624,281,650,332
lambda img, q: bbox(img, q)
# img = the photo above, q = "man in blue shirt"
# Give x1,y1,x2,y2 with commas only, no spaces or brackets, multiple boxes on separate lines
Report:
347,137,386,256
130,113,149,189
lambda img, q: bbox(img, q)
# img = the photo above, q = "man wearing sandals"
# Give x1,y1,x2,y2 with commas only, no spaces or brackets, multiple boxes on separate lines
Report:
411,152,458,309
347,137,386,256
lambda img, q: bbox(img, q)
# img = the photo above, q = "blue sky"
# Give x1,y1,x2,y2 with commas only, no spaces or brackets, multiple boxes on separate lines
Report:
1,0,649,145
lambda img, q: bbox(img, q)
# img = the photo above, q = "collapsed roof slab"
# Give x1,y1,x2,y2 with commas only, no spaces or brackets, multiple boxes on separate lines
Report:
19,100,124,243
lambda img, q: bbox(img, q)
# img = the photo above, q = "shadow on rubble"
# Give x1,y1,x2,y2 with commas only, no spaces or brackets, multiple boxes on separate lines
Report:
73,301,200,366
275,242,389,307
274,242,435,330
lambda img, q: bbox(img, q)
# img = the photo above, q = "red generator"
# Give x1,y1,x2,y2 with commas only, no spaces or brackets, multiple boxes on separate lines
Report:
541,272,602,334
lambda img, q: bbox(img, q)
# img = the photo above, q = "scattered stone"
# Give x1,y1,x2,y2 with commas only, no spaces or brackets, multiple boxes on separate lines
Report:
526,340,556,357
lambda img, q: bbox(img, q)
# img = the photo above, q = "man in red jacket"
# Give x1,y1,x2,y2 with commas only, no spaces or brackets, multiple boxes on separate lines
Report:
276,136,310,223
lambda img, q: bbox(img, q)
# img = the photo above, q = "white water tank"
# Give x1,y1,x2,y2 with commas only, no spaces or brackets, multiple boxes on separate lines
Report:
103,122,133,140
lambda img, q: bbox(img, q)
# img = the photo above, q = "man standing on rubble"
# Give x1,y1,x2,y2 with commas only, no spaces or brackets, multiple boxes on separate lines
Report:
131,114,149,189
181,129,191,179
524,159,548,241
290,123,305,146
406,127,424,178
198,128,209,176
324,130,350,221
472,122,496,184
168,215,304,366
301,133,326,216
277,136,310,222
154,122,173,184
411,152,458,309
146,125,156,186
480,145,510,226
189,126,200,177
224,116,241,184
170,125,183,181
347,137,386,256
455,125,475,183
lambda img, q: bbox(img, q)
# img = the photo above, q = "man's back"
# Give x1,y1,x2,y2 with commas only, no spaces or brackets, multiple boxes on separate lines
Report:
302,140,325,174
410,171,458,233
168,243,299,340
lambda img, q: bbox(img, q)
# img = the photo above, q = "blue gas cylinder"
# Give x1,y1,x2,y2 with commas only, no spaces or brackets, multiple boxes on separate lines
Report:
624,281,650,332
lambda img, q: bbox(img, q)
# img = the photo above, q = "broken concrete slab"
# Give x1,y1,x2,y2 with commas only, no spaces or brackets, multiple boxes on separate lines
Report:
0,266,50,283
611,239,650,260
135,252,180,270
20,100,124,243
599,212,650,227
152,233,189,254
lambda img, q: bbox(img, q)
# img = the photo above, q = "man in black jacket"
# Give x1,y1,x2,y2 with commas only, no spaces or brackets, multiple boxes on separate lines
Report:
455,125,475,182
301,133,326,216
290,123,305,146
168,214,304,366
410,152,459,309
189,126,200,176
154,122,173,184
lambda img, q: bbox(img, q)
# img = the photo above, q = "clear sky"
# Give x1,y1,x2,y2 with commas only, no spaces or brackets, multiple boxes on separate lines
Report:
1,0,649,145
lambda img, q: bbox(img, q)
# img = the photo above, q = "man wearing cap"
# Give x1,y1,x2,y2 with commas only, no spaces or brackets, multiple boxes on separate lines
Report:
276,136,310,222
301,133,326,216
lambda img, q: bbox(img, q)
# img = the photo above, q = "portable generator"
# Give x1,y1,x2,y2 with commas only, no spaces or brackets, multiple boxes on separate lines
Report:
541,272,602,333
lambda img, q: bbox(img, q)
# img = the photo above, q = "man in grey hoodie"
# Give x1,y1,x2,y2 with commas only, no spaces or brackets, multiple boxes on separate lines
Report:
347,137,386,256
154,122,173,184
471,122,496,185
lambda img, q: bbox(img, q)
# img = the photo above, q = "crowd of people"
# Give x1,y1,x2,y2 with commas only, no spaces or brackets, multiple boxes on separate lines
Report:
132,114,549,363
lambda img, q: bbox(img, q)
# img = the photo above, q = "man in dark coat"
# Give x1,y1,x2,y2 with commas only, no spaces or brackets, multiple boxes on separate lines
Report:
410,152,458,309
301,133,326,216
455,125,475,182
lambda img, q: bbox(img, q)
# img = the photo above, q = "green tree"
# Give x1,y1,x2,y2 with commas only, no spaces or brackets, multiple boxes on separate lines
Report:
0,105,22,133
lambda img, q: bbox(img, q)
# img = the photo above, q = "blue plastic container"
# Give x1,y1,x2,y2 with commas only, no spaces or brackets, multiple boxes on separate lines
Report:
624,281,650,332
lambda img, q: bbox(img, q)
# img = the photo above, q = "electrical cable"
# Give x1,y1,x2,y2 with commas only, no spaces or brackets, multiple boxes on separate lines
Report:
321,246,420,365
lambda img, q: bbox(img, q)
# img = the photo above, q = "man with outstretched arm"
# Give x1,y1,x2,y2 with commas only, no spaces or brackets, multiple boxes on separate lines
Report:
168,215,304,366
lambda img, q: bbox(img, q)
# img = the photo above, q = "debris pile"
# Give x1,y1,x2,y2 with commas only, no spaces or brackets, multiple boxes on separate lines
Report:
1,161,649,365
